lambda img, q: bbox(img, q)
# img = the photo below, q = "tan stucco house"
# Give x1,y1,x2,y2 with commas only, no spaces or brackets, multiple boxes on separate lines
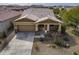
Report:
14,8,63,32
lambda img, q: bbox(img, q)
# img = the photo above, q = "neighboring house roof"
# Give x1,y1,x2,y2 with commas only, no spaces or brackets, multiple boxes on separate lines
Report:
0,9,21,22
15,8,63,23
15,14,38,21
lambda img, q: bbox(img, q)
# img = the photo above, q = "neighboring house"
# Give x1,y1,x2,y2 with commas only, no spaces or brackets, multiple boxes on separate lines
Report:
14,8,63,32
0,9,21,35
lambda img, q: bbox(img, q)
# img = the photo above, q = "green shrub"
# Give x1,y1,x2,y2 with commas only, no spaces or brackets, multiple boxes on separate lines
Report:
53,8,60,14
63,36,69,41
3,32,6,38
55,39,64,46
73,52,78,55
55,38,70,48
61,25,66,34
68,23,77,28
51,45,56,48
0,32,6,39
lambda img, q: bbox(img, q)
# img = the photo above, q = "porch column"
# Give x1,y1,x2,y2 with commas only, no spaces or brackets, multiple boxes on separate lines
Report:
35,24,38,31
58,24,61,33
47,24,50,31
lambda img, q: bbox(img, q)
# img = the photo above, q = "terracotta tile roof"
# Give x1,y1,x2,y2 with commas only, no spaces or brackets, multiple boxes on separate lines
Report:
0,9,21,21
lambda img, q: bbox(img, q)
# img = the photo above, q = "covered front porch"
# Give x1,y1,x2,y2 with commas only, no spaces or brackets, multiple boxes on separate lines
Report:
35,16,63,33
35,23,61,33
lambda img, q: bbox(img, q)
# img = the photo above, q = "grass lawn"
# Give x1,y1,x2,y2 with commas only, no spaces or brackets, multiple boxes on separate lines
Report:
31,27,79,55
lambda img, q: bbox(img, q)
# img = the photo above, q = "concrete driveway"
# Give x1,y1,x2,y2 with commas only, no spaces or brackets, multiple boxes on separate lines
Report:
0,32,35,55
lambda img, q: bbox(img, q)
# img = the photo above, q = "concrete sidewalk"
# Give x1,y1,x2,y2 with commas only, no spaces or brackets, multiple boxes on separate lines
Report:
0,32,35,55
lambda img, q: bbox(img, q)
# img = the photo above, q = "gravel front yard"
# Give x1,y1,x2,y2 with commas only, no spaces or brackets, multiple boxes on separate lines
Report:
32,29,79,55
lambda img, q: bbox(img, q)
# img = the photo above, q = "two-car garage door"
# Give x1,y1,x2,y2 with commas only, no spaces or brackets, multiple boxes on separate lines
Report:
18,25,35,32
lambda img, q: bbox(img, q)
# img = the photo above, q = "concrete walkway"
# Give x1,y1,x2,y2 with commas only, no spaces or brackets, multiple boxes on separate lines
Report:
0,32,35,55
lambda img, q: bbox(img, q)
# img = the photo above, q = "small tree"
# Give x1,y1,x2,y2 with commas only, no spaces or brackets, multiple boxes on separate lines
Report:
59,8,67,20
53,8,60,14
60,7,79,27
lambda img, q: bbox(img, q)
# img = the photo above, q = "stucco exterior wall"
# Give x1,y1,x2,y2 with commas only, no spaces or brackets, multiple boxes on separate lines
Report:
14,22,35,25
0,21,10,33
0,15,21,33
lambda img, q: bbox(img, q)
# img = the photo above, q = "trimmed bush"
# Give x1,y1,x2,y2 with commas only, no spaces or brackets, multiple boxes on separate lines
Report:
55,39,70,48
